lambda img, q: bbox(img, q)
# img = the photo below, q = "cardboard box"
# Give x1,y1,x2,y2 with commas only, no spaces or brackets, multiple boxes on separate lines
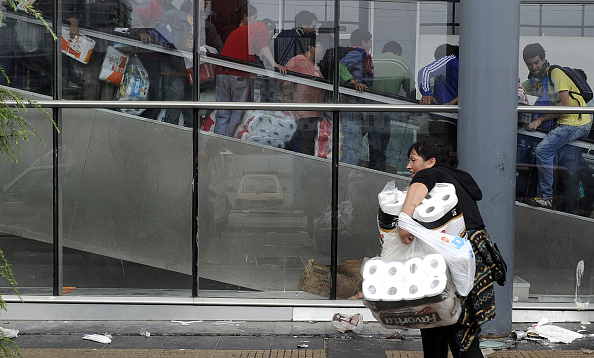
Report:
298,259,362,299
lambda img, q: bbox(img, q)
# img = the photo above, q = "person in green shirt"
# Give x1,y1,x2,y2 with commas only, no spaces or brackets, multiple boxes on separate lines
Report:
371,41,414,98
367,41,415,172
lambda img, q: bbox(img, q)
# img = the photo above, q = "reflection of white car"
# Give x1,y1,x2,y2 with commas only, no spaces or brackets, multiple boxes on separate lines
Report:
235,174,284,209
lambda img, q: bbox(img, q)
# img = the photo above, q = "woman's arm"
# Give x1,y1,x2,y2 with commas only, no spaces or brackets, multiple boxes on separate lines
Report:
398,182,429,244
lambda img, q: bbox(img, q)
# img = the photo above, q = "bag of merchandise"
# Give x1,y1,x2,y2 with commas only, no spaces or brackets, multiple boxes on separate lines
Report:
398,213,475,296
185,45,217,85
99,46,129,85
116,55,149,116
61,27,95,64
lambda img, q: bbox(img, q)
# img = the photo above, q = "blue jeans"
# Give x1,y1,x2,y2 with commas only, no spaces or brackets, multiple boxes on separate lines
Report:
535,121,592,199
340,111,363,165
214,74,249,137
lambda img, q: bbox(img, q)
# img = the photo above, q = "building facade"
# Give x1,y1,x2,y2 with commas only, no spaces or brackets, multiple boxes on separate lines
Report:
0,0,593,333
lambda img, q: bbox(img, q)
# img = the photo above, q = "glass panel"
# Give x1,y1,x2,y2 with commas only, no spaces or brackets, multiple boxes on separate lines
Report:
58,0,132,100
541,5,583,27
333,0,456,173
517,4,594,303
1,7,54,96
60,109,192,295
539,27,582,37
585,5,594,24
520,5,541,27
128,0,199,124
197,126,333,297
0,95,54,295
520,27,541,36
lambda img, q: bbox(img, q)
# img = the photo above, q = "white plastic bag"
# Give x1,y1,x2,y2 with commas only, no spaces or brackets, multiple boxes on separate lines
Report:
398,213,475,296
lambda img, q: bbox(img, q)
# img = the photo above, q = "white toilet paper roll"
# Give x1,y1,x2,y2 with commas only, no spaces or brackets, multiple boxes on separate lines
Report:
362,259,386,280
403,257,425,279
248,135,264,144
277,118,297,134
385,261,405,281
378,189,398,206
401,281,425,300
379,189,407,216
270,125,293,142
247,116,263,134
423,254,447,275
362,279,383,301
383,283,404,301
425,274,448,296
380,203,403,216
413,183,459,223
272,139,285,148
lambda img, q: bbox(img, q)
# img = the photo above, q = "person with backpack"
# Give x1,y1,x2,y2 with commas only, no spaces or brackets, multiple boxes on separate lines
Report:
522,43,592,209
338,28,375,165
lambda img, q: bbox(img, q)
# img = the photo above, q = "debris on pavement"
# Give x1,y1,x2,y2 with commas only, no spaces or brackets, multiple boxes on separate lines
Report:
387,331,405,340
332,313,363,333
140,330,150,337
0,327,19,338
527,318,584,344
297,343,309,348
214,320,245,326
82,334,112,344
171,320,203,326
511,330,527,341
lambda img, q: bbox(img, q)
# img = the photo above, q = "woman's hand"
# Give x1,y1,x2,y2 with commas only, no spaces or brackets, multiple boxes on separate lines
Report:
398,227,414,244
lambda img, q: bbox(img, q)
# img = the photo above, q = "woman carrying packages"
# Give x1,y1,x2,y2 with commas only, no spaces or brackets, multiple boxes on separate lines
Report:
398,138,507,358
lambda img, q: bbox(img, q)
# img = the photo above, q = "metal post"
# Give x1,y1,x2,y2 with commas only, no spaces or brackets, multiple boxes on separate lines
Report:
330,0,341,300
458,0,520,335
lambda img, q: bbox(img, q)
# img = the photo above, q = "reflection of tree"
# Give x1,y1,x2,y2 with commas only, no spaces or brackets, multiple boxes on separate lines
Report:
1,0,57,164
0,1,57,355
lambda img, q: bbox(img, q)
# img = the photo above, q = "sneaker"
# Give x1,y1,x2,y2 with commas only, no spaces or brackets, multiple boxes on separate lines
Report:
526,197,553,209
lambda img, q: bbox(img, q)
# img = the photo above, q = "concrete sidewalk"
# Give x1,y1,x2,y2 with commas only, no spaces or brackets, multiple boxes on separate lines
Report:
5,320,594,357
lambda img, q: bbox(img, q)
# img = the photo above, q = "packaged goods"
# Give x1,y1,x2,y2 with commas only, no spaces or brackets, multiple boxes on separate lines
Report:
116,55,149,116
61,27,95,64
99,46,129,85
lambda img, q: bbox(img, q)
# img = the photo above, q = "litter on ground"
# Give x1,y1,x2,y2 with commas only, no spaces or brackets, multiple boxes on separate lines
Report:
82,334,112,344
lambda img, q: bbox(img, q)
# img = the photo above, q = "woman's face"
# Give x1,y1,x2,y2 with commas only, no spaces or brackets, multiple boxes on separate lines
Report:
406,149,434,177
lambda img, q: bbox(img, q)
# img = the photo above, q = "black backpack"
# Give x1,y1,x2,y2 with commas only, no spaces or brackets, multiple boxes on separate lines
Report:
548,65,593,103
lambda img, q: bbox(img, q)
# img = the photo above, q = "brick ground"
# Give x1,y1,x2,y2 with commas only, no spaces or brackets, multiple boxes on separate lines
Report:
18,350,594,357
19,349,327,357
385,351,594,358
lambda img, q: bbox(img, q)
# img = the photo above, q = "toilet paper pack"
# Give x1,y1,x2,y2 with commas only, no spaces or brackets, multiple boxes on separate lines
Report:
61,27,95,64
413,183,466,237
99,46,129,85
235,110,297,149
376,181,466,262
361,255,449,302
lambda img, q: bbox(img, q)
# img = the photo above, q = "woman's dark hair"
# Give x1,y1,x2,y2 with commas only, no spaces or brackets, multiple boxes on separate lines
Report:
231,3,256,26
407,138,458,168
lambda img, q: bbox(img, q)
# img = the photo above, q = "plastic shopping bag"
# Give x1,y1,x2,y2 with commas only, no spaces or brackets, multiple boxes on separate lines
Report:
397,213,475,296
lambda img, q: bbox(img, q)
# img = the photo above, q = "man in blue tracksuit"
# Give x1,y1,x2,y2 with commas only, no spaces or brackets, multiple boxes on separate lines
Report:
417,44,459,148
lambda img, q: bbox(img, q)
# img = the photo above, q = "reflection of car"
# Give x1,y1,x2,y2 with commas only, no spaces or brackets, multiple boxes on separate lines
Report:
235,174,284,209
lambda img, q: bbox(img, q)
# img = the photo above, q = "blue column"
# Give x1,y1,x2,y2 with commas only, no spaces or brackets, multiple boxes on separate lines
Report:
458,0,520,334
